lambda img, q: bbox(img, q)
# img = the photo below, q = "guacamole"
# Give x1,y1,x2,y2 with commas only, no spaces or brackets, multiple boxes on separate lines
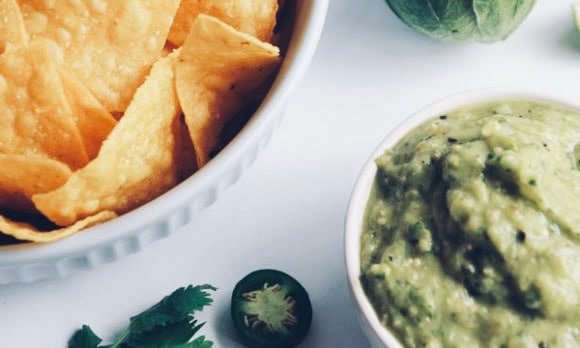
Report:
360,101,580,348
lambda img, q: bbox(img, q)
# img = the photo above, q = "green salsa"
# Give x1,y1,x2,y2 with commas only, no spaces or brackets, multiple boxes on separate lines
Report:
360,100,580,348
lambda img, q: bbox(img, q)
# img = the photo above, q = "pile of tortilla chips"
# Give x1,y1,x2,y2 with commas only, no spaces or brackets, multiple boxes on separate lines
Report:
0,0,282,243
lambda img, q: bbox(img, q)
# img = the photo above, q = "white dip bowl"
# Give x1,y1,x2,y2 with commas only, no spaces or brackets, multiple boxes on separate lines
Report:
344,88,580,348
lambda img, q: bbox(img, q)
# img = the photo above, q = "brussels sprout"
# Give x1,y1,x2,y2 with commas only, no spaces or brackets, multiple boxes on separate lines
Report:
386,0,537,43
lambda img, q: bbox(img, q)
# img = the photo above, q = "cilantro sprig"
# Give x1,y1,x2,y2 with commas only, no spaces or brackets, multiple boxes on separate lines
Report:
69,285,216,348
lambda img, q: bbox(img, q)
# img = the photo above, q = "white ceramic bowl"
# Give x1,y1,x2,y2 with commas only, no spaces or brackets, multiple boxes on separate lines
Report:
344,88,580,348
0,0,329,285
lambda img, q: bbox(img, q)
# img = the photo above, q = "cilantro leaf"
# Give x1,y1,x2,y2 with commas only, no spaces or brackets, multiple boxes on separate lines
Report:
190,336,213,348
69,284,216,348
129,284,216,336
125,320,212,348
68,325,102,348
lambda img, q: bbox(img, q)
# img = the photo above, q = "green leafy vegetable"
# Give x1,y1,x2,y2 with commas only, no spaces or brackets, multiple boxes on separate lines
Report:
126,320,211,348
129,285,217,337
385,0,537,43
68,325,102,348
68,285,216,348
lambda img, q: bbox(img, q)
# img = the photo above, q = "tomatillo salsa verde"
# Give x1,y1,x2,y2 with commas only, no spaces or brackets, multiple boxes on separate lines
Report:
360,101,580,348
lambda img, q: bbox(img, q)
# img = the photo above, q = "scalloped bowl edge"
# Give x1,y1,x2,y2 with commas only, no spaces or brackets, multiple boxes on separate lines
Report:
0,0,330,285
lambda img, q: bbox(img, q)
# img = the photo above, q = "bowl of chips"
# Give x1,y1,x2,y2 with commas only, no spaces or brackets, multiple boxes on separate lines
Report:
0,0,328,284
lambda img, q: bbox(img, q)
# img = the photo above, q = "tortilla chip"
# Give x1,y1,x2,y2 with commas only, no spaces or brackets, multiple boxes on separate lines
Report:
58,68,117,159
18,0,181,111
0,154,71,212
0,40,89,169
33,51,183,226
168,0,278,47
0,0,28,53
174,114,198,181
176,15,281,167
0,210,116,243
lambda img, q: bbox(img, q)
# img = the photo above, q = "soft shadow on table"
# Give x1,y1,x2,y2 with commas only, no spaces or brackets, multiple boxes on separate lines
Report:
215,300,244,347
560,26,580,52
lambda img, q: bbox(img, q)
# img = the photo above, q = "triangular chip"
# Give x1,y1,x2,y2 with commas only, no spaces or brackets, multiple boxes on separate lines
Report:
0,210,116,243
18,0,181,111
58,68,117,159
0,0,28,53
168,0,278,47
176,15,281,167
33,51,183,226
0,40,89,169
0,154,71,212
174,114,198,181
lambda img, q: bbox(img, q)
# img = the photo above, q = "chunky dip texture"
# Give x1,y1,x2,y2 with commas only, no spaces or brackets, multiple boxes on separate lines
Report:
360,100,580,348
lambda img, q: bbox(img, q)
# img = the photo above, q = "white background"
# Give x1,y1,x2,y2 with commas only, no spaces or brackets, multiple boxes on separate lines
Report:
1,0,578,347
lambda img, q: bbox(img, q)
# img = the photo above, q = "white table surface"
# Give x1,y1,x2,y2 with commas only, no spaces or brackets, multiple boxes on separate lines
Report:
1,1,578,347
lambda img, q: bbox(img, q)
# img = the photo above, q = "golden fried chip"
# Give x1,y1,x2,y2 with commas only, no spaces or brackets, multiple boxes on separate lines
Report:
0,0,28,53
59,68,117,159
0,154,71,212
168,0,278,47
33,51,183,226
174,114,198,181
0,210,116,243
18,0,181,111
0,41,89,169
176,15,281,167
